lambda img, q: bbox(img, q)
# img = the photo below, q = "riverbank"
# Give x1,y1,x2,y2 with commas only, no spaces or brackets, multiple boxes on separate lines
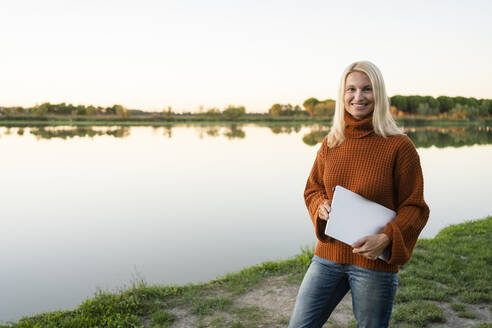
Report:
0,115,491,127
2,216,491,328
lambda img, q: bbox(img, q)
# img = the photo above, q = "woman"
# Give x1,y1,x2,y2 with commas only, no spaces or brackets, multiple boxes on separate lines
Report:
288,61,429,328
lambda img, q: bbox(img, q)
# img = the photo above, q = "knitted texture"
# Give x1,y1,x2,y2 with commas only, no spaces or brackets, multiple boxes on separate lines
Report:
304,110,430,272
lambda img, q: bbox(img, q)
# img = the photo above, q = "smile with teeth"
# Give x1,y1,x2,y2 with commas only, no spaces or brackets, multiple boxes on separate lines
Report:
351,103,368,109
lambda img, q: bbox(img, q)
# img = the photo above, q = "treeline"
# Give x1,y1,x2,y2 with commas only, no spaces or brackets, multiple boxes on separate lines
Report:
390,95,492,119
0,102,130,117
1,95,491,121
192,105,247,120
268,95,492,119
0,103,249,120
266,99,335,118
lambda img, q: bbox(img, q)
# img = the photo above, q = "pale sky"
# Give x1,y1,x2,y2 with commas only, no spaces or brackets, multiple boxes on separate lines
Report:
1,0,491,112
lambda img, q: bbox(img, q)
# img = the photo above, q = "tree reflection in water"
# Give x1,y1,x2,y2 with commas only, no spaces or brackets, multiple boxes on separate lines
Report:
300,125,492,148
0,124,489,148
28,126,130,140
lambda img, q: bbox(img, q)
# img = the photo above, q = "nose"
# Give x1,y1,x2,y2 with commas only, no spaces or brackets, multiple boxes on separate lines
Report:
354,91,364,101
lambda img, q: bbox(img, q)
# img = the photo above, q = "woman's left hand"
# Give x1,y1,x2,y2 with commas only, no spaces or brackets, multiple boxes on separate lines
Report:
351,234,391,260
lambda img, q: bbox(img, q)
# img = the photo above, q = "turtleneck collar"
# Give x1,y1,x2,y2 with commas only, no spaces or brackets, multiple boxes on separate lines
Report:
344,110,375,139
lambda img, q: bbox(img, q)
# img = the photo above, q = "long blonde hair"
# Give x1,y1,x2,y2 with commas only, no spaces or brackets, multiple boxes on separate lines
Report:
326,61,404,148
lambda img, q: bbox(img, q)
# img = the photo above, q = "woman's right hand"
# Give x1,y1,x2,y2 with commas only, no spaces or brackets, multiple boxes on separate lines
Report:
318,201,331,221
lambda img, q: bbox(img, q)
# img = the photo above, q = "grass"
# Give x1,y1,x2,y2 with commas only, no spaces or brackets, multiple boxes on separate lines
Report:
150,310,177,327
1,216,490,327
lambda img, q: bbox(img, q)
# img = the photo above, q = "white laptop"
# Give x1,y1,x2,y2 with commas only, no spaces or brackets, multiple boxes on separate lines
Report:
324,185,396,261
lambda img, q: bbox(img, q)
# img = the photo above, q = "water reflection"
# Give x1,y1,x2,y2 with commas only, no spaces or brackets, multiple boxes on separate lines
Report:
405,126,491,148
28,126,130,140
0,124,490,147
299,125,492,148
268,125,302,134
0,123,491,322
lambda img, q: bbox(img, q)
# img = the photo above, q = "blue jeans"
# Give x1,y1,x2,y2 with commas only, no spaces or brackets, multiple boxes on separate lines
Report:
289,255,398,328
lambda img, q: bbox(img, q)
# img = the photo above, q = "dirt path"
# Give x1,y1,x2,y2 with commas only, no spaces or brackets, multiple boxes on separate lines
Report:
166,274,491,327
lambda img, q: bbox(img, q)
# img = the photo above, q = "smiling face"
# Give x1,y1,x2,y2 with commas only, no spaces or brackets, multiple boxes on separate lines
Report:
343,71,375,120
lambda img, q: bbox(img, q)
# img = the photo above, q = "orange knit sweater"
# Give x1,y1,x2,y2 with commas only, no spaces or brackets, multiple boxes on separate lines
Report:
304,110,430,272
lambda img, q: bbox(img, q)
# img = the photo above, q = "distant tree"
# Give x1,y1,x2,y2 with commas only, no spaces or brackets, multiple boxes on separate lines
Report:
303,97,320,118
453,96,469,106
437,96,454,113
268,103,305,117
450,104,479,119
113,105,128,117
406,96,424,114
313,99,335,118
294,105,304,115
467,97,480,108
268,103,283,116
1,107,24,116
479,99,492,116
417,103,439,116
76,106,87,115
222,105,246,120
86,105,96,116
205,107,221,118
423,96,439,111
31,105,48,116
390,95,408,112
162,106,174,116
105,106,116,115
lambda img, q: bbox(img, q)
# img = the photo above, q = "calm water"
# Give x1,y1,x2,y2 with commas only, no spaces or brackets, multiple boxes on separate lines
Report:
1,124,491,322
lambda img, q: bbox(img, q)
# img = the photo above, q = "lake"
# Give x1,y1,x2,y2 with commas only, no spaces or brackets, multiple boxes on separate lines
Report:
1,124,491,322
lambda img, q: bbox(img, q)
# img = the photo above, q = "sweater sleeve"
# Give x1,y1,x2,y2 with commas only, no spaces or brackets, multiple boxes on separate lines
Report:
304,137,331,242
381,136,430,265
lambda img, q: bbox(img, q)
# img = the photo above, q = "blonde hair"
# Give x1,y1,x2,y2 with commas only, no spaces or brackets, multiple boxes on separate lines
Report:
326,61,404,148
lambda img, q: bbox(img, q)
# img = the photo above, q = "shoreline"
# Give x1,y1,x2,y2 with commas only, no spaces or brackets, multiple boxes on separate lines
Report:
0,116,491,127
2,216,491,327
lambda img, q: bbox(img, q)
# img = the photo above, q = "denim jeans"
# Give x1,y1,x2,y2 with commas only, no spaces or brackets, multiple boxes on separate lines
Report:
289,255,398,328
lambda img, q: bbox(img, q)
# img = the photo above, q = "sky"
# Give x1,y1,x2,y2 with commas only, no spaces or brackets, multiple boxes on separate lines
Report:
1,0,491,113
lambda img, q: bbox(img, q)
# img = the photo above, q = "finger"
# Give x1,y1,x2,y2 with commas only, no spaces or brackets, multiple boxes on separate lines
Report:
351,237,368,248
321,203,331,211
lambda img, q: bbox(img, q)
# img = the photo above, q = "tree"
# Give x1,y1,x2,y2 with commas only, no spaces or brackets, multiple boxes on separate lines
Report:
222,105,246,120
417,103,439,116
268,103,283,116
479,99,492,116
312,99,335,118
205,107,221,118
114,105,128,117
390,95,408,112
437,96,454,113
76,106,87,115
303,97,320,118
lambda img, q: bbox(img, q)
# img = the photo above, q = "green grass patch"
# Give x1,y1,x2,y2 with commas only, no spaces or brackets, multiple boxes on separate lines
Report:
396,216,492,305
472,323,492,328
150,310,177,326
457,310,477,319
391,301,445,327
450,303,467,312
189,297,233,316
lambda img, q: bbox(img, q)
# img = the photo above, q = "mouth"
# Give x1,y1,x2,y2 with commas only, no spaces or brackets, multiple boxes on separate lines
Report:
351,103,368,110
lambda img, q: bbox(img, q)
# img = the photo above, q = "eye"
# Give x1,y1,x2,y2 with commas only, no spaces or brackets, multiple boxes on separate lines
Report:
346,87,355,91
364,87,372,92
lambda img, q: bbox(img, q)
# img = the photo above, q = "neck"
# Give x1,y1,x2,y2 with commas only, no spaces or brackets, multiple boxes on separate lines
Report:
344,110,374,139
